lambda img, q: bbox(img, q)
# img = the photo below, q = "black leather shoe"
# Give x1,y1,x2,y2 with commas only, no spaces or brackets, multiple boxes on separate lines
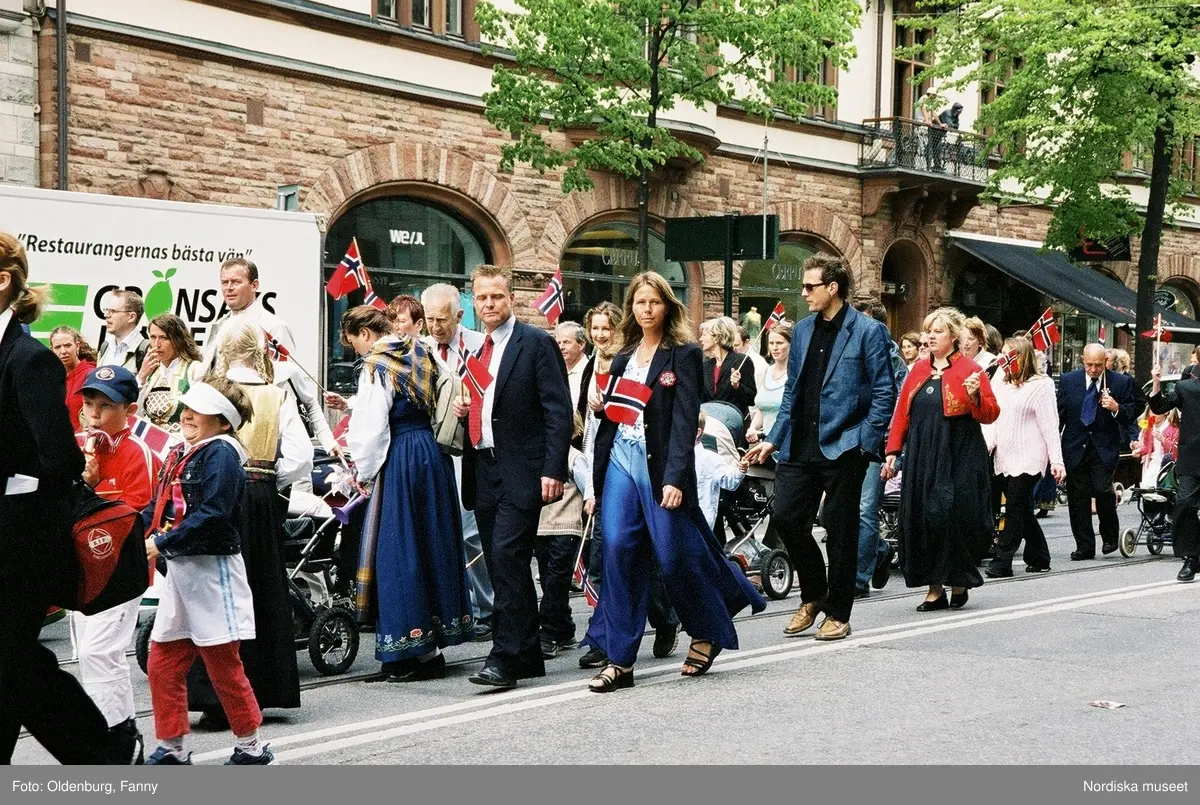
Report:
1178,558,1197,583
1102,541,1119,555
652,624,679,659
854,587,870,599
472,623,493,641
916,593,949,612
871,545,895,589
949,589,969,609
985,565,1013,578
468,665,516,689
1070,551,1095,561
579,646,608,668
541,638,559,660
1025,565,1051,574
388,653,446,682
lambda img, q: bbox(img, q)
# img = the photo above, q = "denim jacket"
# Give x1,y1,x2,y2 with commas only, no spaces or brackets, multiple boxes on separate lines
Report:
143,437,245,559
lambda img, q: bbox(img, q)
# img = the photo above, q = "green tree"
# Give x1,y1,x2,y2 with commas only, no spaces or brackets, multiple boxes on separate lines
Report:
477,0,860,269
908,0,1200,382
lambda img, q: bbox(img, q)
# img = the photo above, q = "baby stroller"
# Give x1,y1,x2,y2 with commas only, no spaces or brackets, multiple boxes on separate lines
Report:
702,401,794,600
1119,460,1177,558
878,472,902,569
135,451,360,677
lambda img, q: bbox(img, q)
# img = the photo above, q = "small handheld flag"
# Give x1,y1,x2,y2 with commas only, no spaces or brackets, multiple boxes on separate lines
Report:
994,349,1020,376
533,269,566,326
128,416,184,462
263,330,290,361
326,238,366,300
461,347,494,397
363,283,387,311
603,377,653,426
1140,313,1173,343
765,301,786,330
1028,308,1060,352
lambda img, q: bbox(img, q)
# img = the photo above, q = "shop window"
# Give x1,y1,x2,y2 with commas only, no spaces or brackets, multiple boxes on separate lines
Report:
737,240,818,342
1156,281,1199,375
558,221,688,324
324,197,491,393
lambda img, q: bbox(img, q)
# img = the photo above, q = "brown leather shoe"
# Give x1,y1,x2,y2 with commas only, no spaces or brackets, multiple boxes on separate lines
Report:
813,617,851,641
783,601,823,636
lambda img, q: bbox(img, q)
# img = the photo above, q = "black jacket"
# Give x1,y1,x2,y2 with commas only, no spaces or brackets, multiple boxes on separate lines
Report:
462,320,573,511
1149,376,1200,477
144,439,246,558
0,314,82,581
594,343,705,512
702,351,757,422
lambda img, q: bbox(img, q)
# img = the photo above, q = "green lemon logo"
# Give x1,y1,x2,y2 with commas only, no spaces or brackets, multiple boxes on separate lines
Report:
145,268,177,319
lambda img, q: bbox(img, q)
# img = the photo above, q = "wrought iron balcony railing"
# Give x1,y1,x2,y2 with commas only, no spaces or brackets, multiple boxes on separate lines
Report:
860,117,991,182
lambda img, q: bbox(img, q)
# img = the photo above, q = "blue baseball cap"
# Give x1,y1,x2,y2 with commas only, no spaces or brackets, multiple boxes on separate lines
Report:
81,366,140,404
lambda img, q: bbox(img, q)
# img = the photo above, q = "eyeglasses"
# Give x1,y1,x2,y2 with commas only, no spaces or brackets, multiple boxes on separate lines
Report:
103,308,132,316
801,282,827,293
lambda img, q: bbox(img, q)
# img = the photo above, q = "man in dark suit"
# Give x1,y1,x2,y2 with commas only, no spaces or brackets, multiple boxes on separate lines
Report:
1057,343,1138,560
744,254,896,641
455,265,573,689
1148,363,1200,582
0,237,139,764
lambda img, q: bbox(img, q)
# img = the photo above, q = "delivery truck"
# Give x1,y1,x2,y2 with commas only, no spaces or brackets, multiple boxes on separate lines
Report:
0,185,324,373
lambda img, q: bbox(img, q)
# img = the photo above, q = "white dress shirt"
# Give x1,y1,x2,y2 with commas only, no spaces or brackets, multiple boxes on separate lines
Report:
423,324,484,375
477,314,516,450
99,329,143,369
565,355,587,408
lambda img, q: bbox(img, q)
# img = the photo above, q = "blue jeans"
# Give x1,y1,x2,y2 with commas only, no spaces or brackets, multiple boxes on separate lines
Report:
856,461,890,590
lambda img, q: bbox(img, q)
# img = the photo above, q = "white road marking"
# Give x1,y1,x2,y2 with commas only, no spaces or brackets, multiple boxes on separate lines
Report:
190,579,1195,763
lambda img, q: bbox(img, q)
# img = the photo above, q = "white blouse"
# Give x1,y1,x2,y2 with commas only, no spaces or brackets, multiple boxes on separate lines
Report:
618,355,652,443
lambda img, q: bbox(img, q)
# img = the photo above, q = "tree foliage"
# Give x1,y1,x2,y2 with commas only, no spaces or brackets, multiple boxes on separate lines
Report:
906,0,1200,251
477,0,861,196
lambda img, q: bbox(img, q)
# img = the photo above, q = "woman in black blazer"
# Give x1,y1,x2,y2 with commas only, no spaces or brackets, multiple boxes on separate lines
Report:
581,272,765,692
700,316,757,424
0,231,137,764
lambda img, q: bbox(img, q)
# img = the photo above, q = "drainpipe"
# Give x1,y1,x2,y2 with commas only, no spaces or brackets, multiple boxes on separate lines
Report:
57,0,68,190
874,0,885,119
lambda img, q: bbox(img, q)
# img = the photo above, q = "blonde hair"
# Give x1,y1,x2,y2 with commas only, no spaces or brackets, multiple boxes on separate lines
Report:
700,316,737,350
0,232,47,325
767,320,794,344
963,316,987,350
1111,348,1131,373
212,323,274,384
616,271,695,351
922,306,967,349
470,264,512,293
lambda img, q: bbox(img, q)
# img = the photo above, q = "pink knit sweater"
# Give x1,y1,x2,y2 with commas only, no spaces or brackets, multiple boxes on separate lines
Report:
991,374,1065,477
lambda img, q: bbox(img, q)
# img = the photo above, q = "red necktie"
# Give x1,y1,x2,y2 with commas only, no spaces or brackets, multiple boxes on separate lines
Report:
468,335,494,448
439,342,449,363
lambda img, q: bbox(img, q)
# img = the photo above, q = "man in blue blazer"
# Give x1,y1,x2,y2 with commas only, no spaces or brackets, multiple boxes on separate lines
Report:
745,254,896,640
1057,343,1138,559
455,266,573,690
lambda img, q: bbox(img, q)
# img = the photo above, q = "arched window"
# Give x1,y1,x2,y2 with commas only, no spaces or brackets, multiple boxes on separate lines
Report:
558,220,688,323
324,196,492,392
737,240,818,341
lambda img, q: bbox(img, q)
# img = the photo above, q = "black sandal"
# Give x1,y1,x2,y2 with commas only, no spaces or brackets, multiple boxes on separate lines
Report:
588,664,634,693
681,640,722,677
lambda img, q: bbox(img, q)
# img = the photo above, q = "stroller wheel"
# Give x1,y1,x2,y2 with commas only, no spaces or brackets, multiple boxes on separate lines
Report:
1147,534,1165,555
759,549,794,600
309,608,360,676
1118,527,1137,558
135,612,155,675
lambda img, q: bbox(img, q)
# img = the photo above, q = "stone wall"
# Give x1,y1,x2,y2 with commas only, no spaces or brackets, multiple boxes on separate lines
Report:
0,15,38,186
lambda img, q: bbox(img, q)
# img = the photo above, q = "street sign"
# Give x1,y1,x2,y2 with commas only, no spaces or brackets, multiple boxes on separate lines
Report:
665,214,780,316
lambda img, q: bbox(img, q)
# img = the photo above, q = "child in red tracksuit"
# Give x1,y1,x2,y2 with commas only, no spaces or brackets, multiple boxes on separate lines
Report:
72,365,160,763
142,378,272,766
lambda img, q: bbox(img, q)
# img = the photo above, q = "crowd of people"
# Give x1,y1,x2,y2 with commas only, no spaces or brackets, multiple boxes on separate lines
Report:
4,229,1198,768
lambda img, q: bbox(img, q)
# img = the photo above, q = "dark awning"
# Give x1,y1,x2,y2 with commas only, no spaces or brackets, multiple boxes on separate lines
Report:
947,232,1194,329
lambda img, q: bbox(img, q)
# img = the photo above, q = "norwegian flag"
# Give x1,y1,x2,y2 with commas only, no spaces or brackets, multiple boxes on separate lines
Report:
326,238,367,300
1028,308,1061,352
571,542,586,588
765,301,786,330
454,332,469,379
363,283,387,311
533,269,566,325
603,377,654,426
1140,312,1173,343
994,349,1020,376
128,416,184,462
594,372,614,397
332,416,350,450
461,347,494,397
583,574,598,607
263,329,290,361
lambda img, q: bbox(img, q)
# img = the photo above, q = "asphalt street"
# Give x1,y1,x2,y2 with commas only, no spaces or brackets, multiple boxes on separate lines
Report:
15,503,1200,765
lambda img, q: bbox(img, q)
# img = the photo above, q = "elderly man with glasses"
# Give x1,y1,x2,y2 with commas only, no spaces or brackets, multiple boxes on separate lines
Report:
97,289,149,375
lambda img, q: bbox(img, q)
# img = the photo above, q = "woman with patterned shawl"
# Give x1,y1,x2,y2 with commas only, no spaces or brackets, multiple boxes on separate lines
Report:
341,305,474,682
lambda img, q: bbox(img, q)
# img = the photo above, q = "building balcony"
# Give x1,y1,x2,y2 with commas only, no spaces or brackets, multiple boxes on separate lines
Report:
859,117,991,185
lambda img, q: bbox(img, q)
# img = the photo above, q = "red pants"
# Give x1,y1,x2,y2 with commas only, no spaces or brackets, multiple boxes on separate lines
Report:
148,639,261,740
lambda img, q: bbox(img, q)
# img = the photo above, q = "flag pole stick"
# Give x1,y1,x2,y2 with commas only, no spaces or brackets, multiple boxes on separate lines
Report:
1155,314,1162,372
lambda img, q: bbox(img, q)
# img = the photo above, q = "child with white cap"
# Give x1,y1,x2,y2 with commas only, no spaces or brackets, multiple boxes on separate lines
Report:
142,377,272,765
